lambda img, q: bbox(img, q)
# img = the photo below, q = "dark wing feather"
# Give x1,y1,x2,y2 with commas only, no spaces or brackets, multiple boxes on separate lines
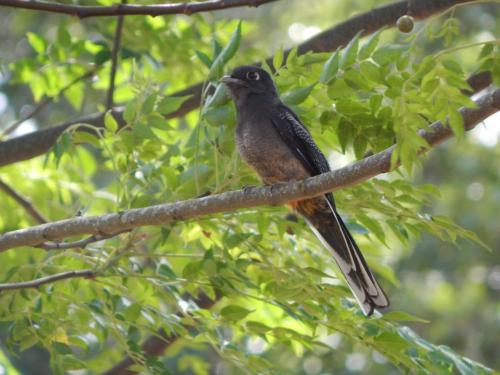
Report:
270,104,335,205
270,104,329,175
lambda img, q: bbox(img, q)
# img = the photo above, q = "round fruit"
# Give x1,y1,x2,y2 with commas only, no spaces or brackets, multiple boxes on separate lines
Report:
397,15,414,33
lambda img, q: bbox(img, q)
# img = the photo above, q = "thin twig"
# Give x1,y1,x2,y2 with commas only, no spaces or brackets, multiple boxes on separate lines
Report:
35,229,130,250
0,0,277,18
1,69,97,138
106,2,126,110
0,269,95,291
0,178,48,224
0,230,134,291
0,89,498,253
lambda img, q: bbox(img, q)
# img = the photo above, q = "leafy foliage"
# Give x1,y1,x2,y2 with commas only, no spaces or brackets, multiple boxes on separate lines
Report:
0,1,498,374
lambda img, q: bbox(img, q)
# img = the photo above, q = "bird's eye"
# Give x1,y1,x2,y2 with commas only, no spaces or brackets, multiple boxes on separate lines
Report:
246,71,260,80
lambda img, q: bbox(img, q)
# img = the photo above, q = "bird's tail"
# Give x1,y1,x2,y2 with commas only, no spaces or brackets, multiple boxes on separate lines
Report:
292,196,389,316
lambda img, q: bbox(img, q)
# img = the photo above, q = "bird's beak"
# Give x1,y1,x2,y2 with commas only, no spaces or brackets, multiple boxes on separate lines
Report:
220,75,245,86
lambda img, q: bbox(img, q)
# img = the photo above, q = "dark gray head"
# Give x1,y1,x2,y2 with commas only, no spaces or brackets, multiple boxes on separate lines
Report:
221,65,278,106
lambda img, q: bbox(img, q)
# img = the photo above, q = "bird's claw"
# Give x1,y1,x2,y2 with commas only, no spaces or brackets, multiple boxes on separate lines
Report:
242,185,257,194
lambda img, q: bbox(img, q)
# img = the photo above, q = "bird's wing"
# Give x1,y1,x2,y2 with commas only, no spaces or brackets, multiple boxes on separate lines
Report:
270,104,336,205
270,104,330,176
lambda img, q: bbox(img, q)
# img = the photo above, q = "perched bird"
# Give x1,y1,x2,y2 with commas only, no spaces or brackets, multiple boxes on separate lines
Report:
221,66,389,316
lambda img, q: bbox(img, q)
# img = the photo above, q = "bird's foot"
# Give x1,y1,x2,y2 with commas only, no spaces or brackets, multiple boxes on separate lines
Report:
242,185,257,194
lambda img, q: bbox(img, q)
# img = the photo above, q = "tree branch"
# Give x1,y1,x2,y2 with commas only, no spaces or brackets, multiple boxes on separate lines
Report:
0,269,95,291
0,88,498,253
0,0,277,18
0,178,48,224
101,291,220,375
463,71,492,96
35,229,130,250
0,109,126,167
0,0,485,168
106,4,126,110
295,0,474,55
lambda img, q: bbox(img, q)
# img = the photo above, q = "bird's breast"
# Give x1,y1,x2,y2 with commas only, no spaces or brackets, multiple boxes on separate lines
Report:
235,118,310,185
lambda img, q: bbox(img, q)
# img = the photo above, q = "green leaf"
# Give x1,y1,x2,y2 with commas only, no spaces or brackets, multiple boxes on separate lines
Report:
372,44,408,66
195,50,212,68
157,263,176,279
104,111,118,133
60,354,86,370
142,92,157,114
203,106,235,126
53,342,72,355
442,59,463,75
202,83,230,112
19,334,39,351
273,46,285,70
383,310,429,323
374,332,411,352
123,101,137,123
319,49,340,84
246,321,271,334
479,43,494,59
124,304,142,322
182,261,202,280
356,213,386,244
359,60,381,83
94,49,111,65
359,28,385,59
220,305,253,321
57,26,71,48
73,131,100,147
448,110,464,138
157,95,191,116
353,135,368,159
281,84,316,105
27,32,46,53
340,31,362,68
208,21,242,80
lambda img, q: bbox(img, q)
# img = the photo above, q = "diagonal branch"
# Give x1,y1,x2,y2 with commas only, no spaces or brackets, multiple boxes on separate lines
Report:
0,0,277,18
0,178,48,224
0,88,498,253
0,0,485,168
0,269,95,291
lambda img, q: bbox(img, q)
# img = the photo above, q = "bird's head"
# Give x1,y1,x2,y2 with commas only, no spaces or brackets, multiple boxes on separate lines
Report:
221,65,278,105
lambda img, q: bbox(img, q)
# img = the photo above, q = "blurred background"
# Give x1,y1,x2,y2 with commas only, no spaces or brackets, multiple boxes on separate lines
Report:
0,0,498,373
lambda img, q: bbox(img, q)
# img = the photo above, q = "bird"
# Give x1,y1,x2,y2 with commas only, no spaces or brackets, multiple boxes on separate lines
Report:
221,65,389,316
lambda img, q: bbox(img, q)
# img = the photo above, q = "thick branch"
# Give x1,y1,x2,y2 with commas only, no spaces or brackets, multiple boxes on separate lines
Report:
0,0,482,168
0,178,48,224
463,71,492,96
0,0,277,18
101,292,219,375
0,269,95,291
0,89,498,253
295,0,474,55
0,110,125,167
